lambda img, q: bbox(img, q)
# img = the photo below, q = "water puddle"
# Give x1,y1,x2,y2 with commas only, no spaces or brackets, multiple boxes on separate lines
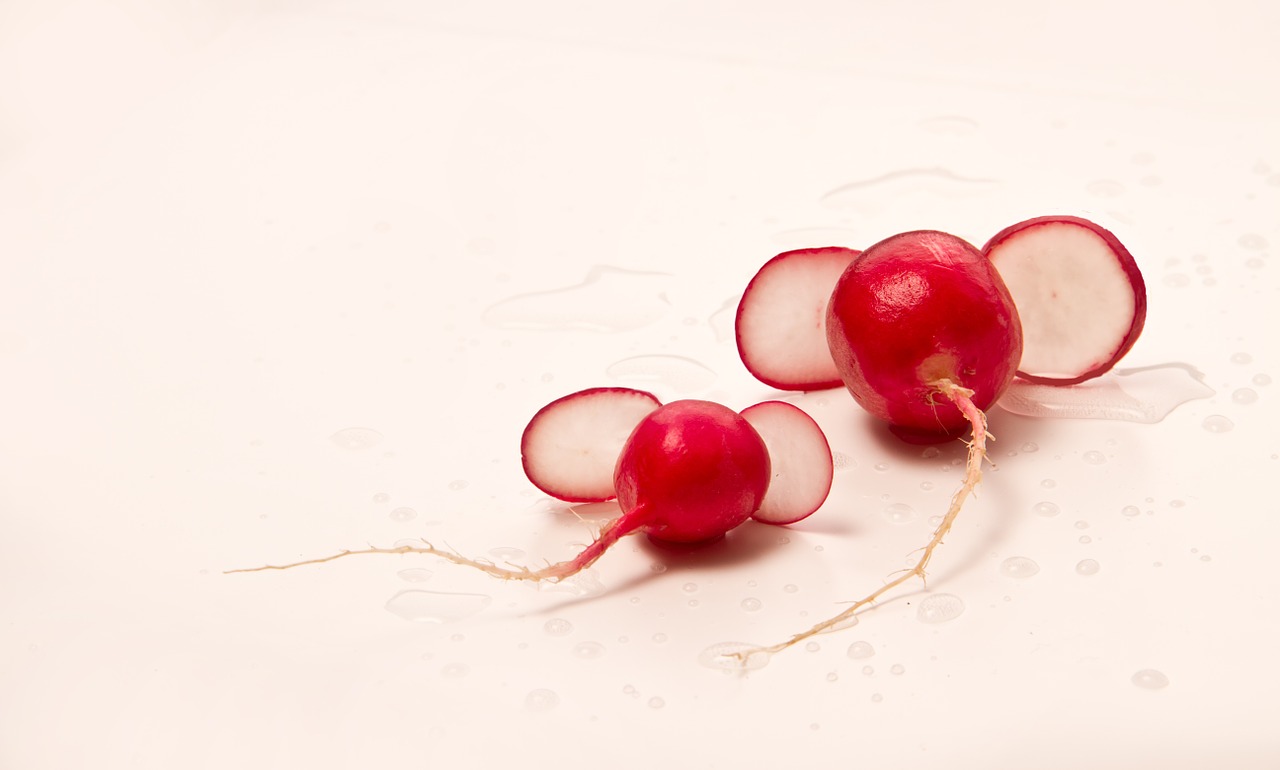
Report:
605,354,716,393
821,167,999,209
482,265,671,332
997,363,1214,423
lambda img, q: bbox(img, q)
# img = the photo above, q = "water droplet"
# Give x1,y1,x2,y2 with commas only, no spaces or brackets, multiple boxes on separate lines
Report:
1075,559,1101,576
882,502,917,524
482,266,671,332
682,582,698,593
390,506,417,522
1079,535,1093,544
540,570,606,598
826,672,839,683
330,427,383,450
1082,450,1107,465
572,641,606,659
998,364,1214,424
698,642,771,671
1020,441,1040,453
1238,233,1268,251
605,355,716,393
1131,669,1169,689
740,597,763,612
917,593,965,624
890,664,905,675
805,642,821,652
1033,501,1060,517
920,480,935,491
385,590,490,623
1199,554,1212,562
652,632,668,644
1201,415,1234,433
1231,352,1254,364
846,641,875,659
1253,373,1272,386
543,618,574,636
488,546,526,562
1231,388,1258,405
862,665,874,676
1000,556,1040,578
832,451,855,471
447,479,469,491
647,696,665,709
372,492,390,503
397,568,433,583
1041,479,1057,489
1169,499,1186,509
441,662,469,678
1121,505,1141,518
871,693,884,703
524,688,559,712
920,446,942,459
783,584,799,594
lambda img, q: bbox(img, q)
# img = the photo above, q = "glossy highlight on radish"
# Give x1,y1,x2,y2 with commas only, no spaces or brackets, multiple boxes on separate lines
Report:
736,247,860,391
983,215,1146,385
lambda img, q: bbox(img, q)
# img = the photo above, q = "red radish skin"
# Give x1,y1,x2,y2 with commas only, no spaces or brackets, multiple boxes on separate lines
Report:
521,387,661,503
982,215,1146,385
826,230,1022,441
740,400,833,526
228,399,774,581
736,247,861,391
741,230,1023,659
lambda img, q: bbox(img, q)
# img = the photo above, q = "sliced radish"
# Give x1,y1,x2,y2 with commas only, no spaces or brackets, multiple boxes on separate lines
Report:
736,247,861,391
983,215,1146,386
740,400,833,525
521,387,661,503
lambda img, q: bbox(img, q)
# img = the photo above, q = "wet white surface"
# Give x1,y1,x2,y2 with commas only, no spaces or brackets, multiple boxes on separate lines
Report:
3,2,1279,768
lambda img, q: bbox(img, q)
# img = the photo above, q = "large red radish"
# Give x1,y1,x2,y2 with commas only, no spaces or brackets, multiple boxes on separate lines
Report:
983,215,1146,385
740,400,833,525
229,398,807,582
521,387,661,502
738,230,1023,660
736,247,860,391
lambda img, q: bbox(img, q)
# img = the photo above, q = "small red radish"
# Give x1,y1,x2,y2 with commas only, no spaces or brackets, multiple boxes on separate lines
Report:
740,229,1023,659
982,215,1146,385
740,400,833,526
230,395,831,581
521,387,661,503
826,230,1022,440
736,247,861,391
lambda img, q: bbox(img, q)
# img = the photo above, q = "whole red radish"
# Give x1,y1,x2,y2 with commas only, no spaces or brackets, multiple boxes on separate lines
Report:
826,230,1023,440
982,215,1145,385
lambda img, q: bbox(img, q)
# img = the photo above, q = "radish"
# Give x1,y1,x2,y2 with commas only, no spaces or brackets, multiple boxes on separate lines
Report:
740,400,833,525
740,229,1023,658
982,215,1146,385
735,247,860,391
229,392,833,581
521,387,661,503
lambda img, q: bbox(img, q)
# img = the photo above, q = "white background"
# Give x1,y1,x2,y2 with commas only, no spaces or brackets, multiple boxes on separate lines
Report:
3,1,1278,768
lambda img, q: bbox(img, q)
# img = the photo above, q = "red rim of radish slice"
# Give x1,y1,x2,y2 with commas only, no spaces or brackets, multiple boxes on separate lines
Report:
983,215,1146,386
740,400,833,525
736,247,861,391
520,387,661,503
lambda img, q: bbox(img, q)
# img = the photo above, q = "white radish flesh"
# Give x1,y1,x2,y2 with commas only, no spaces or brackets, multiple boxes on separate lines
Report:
735,247,860,391
520,387,661,502
740,401,833,525
983,215,1146,385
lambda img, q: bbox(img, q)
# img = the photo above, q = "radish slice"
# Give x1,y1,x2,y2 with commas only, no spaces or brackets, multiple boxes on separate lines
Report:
736,247,861,391
521,387,661,503
983,215,1146,386
740,401,833,525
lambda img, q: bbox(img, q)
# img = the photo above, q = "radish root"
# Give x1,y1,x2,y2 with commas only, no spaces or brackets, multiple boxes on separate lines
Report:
224,506,647,583
740,378,990,660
